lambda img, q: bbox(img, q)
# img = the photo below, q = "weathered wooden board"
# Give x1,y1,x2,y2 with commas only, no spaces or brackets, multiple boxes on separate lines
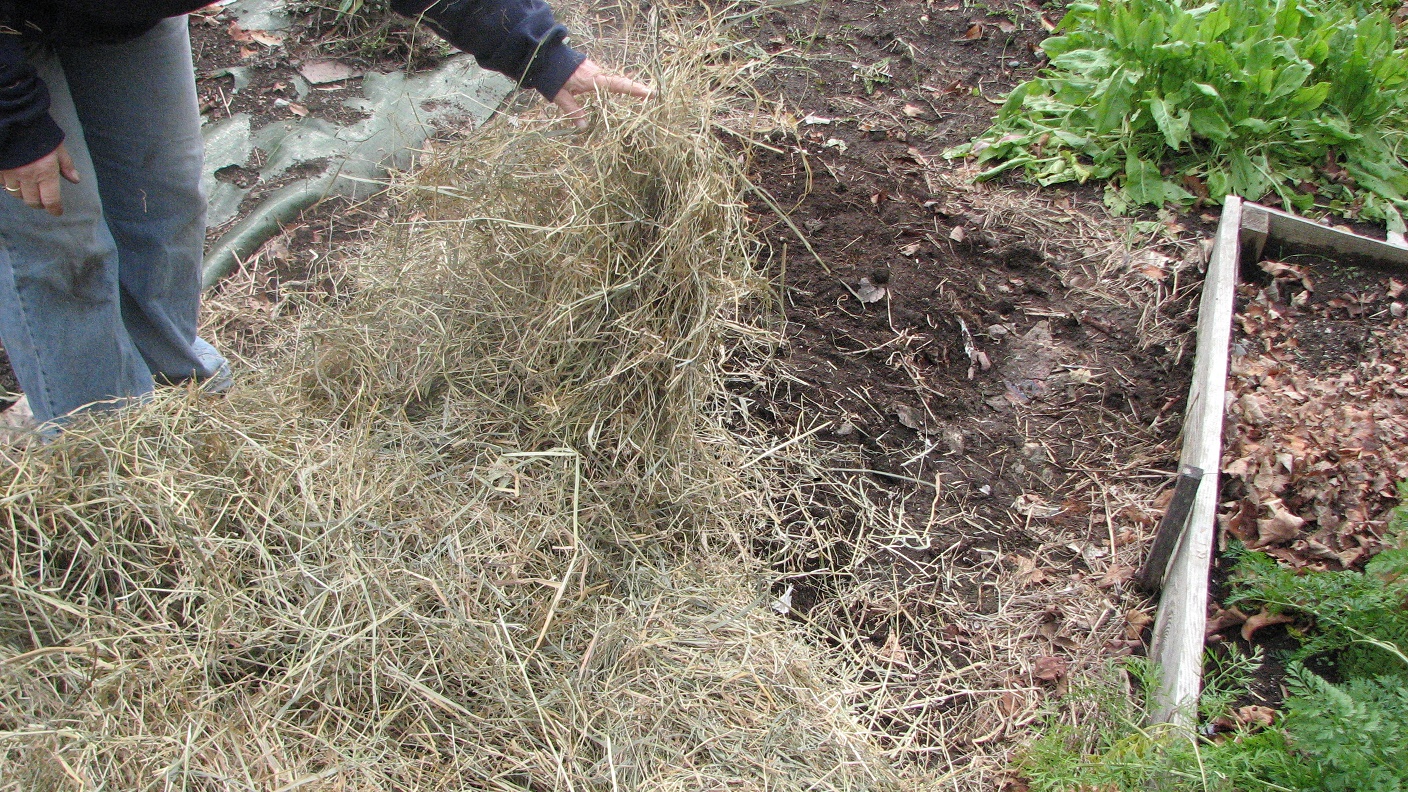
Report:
1149,199,1408,726
1148,196,1242,726
1241,202,1408,269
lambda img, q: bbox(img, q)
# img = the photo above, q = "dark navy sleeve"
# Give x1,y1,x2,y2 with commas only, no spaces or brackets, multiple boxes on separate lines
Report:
390,0,586,100
0,34,64,170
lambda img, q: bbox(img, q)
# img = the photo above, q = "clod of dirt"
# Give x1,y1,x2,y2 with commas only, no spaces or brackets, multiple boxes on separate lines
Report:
895,403,927,431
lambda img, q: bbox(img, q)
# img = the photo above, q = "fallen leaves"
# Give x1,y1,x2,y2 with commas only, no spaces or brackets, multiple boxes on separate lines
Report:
1220,272,1408,570
855,276,888,303
1012,493,1065,519
1031,655,1067,682
1210,705,1277,736
228,21,284,46
1254,498,1305,547
1011,554,1049,587
1205,603,1249,639
299,59,363,85
1241,607,1296,641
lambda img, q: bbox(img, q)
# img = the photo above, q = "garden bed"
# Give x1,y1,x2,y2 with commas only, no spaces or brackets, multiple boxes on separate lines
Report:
1205,213,1408,713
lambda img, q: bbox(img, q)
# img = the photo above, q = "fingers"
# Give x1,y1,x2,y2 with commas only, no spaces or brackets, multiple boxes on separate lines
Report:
2,150,68,216
37,175,64,217
17,178,42,213
552,90,589,129
596,73,654,99
57,145,80,184
550,60,653,129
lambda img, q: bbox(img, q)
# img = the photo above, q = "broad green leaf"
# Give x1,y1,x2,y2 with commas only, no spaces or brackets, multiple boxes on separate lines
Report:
950,0,1408,230
1268,62,1312,102
1104,183,1132,215
1229,149,1271,200
1199,5,1231,42
1092,69,1135,133
1206,168,1231,200
1191,82,1221,99
1000,81,1039,117
1288,82,1330,115
1049,48,1113,73
1149,97,1191,149
1123,153,1166,205
1234,117,1272,135
1190,107,1232,141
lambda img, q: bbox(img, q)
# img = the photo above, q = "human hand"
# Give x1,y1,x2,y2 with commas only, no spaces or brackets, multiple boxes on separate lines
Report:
2,143,80,217
551,59,653,129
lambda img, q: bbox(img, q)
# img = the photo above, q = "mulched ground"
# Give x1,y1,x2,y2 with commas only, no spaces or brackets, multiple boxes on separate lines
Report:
0,0,1278,781
725,0,1211,771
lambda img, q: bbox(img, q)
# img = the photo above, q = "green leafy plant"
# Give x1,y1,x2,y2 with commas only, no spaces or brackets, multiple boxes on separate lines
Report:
1019,651,1264,791
1227,543,1408,680
1014,484,1408,790
946,0,1408,230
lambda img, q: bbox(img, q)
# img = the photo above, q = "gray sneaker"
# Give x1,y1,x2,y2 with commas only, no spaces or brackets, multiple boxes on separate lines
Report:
201,360,235,395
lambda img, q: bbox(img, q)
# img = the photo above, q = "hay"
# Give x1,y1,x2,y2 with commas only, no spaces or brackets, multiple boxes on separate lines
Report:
0,29,894,791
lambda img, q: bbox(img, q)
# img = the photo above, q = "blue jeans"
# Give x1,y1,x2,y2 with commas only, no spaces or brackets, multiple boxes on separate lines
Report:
0,17,228,426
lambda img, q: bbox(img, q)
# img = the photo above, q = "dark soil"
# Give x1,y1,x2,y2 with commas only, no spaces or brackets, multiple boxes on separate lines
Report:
729,0,1200,753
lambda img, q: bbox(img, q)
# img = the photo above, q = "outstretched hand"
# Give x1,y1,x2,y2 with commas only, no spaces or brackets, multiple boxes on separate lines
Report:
2,143,81,217
551,59,652,129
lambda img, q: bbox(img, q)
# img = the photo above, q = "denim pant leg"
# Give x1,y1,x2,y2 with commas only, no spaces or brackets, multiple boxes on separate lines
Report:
59,17,228,386
0,49,153,425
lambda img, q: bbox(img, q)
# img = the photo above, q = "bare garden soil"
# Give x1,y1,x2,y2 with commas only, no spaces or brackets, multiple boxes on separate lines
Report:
726,0,1209,770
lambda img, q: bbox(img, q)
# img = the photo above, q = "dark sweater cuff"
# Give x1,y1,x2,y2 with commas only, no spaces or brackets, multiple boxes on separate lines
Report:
528,42,586,100
0,114,64,171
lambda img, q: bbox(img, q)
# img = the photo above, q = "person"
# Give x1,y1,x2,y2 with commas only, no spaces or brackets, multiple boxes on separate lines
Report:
0,0,649,429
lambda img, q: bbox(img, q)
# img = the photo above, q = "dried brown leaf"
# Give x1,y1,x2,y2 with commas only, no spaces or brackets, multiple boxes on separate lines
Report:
1254,499,1305,546
1032,655,1067,681
1233,705,1276,729
1241,607,1295,641
1096,564,1135,588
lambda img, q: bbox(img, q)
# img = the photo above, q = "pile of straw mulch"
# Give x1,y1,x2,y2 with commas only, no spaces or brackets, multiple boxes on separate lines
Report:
0,38,897,790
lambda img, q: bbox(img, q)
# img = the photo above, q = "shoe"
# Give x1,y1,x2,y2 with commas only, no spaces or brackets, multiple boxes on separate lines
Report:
201,360,235,395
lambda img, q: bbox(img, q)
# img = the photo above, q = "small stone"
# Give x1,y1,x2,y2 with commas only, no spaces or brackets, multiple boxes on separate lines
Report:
987,324,1009,338
1392,301,1405,318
